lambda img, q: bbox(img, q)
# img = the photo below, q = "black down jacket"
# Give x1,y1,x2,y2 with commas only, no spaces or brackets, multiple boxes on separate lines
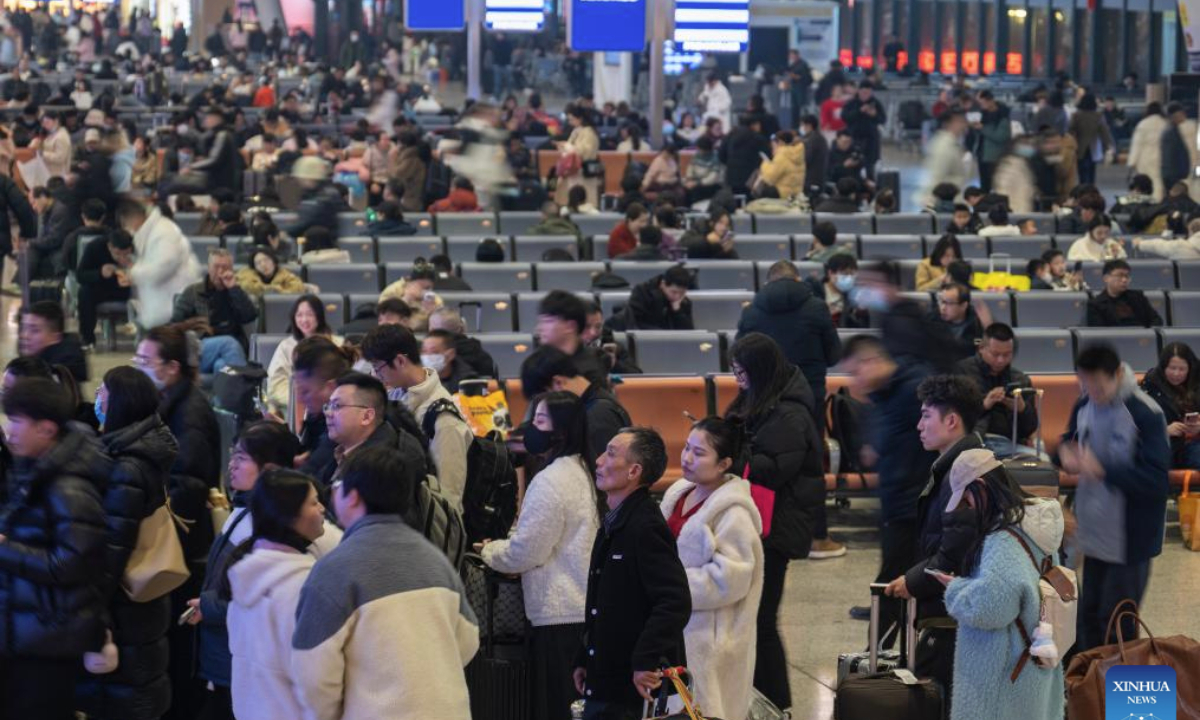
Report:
76,415,179,720
736,368,826,559
736,279,840,400
0,427,110,658
159,380,220,566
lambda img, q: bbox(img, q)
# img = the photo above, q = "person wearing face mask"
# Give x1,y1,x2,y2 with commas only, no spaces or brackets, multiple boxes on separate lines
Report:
76,367,178,720
135,324,220,719
821,254,868,328
662,417,763,720
481,392,599,720
184,423,340,720
420,329,479,394
854,260,959,372
360,324,474,509
225,470,340,720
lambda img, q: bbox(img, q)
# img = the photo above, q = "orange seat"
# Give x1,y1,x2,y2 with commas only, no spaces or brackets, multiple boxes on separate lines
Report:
537,148,557,180
678,151,695,178
503,378,529,427
599,152,628,195
613,376,708,481
1029,375,1080,456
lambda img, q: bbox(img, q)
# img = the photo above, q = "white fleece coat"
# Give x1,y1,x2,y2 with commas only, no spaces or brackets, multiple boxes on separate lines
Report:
1128,114,1168,200
1137,233,1200,260
660,476,764,720
129,208,201,328
481,455,598,626
228,548,316,720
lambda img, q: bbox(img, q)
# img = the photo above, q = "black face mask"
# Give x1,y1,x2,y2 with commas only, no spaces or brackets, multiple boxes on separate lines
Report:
523,425,553,456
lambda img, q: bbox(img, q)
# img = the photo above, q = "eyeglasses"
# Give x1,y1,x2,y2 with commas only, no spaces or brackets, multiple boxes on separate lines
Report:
938,298,967,307
370,361,389,377
131,353,159,367
323,401,370,414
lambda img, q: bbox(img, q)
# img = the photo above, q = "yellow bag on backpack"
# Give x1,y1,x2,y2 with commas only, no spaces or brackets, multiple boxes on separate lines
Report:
454,380,513,439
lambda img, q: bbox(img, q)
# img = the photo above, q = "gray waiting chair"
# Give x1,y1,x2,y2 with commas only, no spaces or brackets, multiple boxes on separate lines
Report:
974,291,1015,327
859,235,925,261
337,213,370,238
513,235,579,262
608,261,680,288
446,236,513,264
874,213,935,235
629,331,724,374
684,260,757,290
435,212,498,236
376,237,447,263
687,291,755,332
1013,292,1088,328
752,214,812,235
497,211,544,236
571,213,623,239
814,212,874,236
250,333,288,365
339,237,377,264
535,262,608,291
1073,328,1160,370
475,333,537,380
1169,291,1200,327
458,262,535,292
734,235,794,262
1012,329,1075,373
304,264,381,294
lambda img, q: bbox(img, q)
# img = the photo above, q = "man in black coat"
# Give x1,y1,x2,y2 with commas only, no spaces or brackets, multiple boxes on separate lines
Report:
840,81,887,180
0,172,37,265
718,113,771,196
75,230,131,349
621,267,694,331
1162,102,1192,190
956,322,1039,452
19,300,89,382
575,428,691,719
800,115,828,195
29,181,81,280
737,259,839,405
885,374,985,701
171,248,259,360
1086,259,1163,328
0,377,110,718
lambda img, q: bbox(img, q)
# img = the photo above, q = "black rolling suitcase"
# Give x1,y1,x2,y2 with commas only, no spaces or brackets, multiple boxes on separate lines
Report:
1001,387,1059,494
835,584,944,720
463,555,531,720
876,167,901,206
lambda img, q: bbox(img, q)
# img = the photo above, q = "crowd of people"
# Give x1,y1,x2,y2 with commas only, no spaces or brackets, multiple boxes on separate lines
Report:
0,8,1191,720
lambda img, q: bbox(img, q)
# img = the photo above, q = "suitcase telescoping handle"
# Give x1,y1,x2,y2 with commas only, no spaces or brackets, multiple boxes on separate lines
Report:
868,583,918,673
988,252,1014,275
1009,387,1045,456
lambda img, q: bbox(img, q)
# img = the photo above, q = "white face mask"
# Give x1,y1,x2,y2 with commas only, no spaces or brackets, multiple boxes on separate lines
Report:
421,353,447,373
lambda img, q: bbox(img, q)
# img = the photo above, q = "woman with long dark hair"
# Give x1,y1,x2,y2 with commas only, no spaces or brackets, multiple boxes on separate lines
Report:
931,450,1065,720
917,233,964,290
76,367,178,720
184,422,340,720
661,416,763,720
225,469,331,720
480,391,599,720
266,294,342,416
1141,342,1200,469
724,332,824,714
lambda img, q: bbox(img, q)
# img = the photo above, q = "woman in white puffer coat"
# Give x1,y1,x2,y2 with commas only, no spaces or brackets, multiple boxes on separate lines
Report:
1128,103,1168,200
661,417,764,720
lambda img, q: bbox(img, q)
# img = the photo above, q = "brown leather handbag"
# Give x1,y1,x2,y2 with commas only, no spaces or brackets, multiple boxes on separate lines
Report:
1065,599,1200,720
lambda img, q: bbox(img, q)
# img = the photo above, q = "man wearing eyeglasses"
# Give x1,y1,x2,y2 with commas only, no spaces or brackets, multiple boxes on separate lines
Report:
933,283,991,362
319,373,393,486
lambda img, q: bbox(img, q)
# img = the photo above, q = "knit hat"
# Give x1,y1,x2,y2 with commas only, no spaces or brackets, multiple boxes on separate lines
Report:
945,448,1003,512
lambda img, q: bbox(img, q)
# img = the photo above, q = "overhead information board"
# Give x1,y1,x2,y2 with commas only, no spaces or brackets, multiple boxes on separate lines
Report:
405,0,466,30
673,0,749,53
485,0,546,31
568,0,647,52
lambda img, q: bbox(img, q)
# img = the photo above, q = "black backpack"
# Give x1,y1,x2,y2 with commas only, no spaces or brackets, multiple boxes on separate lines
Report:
422,399,518,544
825,387,867,475
211,364,269,428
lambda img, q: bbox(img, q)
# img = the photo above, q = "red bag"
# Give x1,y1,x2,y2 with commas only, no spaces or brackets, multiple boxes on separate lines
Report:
743,463,774,538
555,151,581,179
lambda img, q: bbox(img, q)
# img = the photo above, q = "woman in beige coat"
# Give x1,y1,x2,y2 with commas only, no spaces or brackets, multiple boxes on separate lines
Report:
553,106,601,207
1127,103,1168,200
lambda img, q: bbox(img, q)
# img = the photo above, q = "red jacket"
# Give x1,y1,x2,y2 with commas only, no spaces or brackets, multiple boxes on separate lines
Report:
428,188,481,214
607,222,637,259
820,99,846,132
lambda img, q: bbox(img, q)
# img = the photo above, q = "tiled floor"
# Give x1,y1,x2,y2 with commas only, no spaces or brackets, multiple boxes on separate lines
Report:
0,149,1182,720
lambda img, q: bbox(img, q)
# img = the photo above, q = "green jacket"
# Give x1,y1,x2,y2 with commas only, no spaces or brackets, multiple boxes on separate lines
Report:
527,216,583,241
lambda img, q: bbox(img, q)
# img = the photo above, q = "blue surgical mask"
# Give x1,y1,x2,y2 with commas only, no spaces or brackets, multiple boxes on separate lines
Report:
140,365,167,391
834,274,856,293
850,286,889,312
93,393,106,427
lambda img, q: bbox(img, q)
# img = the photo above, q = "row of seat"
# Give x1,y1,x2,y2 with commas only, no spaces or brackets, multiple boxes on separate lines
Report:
249,323,1200,385
261,256,1200,297
494,373,1193,488
172,209,1079,242
189,229,1170,266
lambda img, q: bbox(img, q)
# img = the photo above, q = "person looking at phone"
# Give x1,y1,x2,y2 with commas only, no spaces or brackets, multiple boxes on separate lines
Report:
1067,214,1126,262
379,264,443,332
1141,342,1200,470
885,374,985,702
957,323,1040,458
931,450,1065,720
1058,343,1168,652
170,248,259,376
931,283,992,362
1040,249,1087,291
